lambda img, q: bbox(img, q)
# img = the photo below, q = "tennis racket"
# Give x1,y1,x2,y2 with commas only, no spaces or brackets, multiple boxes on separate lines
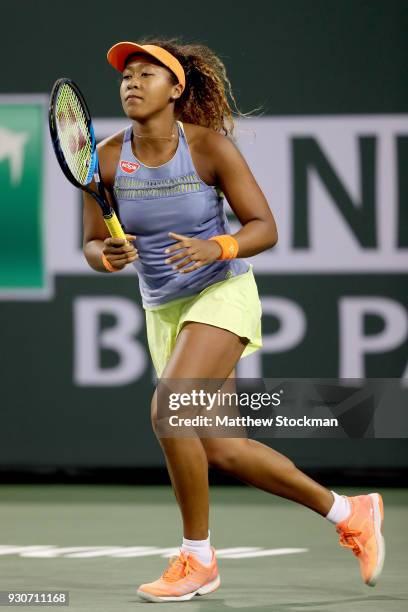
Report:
48,78,125,239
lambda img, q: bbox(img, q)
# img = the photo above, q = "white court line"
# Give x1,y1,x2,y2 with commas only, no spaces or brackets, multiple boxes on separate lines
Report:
0,544,308,559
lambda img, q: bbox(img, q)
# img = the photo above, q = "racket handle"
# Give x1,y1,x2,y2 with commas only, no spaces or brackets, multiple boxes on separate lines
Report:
103,211,126,239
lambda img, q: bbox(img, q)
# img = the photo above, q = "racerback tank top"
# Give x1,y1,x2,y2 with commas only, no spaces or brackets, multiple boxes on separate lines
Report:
113,120,250,308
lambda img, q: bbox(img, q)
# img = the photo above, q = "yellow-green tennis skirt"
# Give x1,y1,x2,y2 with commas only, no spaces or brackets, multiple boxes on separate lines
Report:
144,264,263,377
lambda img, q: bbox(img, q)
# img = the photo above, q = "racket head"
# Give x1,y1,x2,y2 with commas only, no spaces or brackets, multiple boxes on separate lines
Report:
48,78,98,189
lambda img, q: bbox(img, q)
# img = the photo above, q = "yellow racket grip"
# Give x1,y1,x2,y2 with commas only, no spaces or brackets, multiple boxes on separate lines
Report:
103,211,126,239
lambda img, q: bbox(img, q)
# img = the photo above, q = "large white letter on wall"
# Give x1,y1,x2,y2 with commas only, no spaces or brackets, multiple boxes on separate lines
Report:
74,297,147,386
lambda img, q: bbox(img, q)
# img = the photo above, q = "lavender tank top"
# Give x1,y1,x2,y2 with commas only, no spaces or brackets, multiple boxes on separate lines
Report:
113,120,250,308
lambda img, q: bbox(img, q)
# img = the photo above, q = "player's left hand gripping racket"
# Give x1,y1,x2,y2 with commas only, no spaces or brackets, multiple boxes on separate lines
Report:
48,78,125,239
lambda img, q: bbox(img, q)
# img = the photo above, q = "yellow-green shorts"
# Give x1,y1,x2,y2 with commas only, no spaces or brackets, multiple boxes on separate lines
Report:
144,264,263,377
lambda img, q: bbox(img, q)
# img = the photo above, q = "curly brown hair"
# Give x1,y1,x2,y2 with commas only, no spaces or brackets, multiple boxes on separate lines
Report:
136,36,260,138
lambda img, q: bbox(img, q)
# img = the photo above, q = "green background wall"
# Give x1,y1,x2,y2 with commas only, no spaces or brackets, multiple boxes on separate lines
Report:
1,0,407,116
0,0,406,472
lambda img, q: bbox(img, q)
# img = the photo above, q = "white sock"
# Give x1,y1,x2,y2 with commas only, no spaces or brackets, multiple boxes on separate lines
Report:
181,530,212,566
326,490,351,524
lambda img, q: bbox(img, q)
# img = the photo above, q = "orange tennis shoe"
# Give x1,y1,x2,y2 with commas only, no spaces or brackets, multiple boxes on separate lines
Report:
336,493,385,586
137,547,220,602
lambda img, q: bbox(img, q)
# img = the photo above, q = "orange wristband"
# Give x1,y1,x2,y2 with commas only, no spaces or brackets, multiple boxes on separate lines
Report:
101,253,120,273
209,234,239,260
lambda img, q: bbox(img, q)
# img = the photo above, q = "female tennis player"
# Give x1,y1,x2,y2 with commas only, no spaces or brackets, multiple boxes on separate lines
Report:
82,38,385,602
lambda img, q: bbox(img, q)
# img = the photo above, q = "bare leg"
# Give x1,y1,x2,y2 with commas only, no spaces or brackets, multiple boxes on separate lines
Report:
152,321,334,546
202,436,333,515
151,322,248,540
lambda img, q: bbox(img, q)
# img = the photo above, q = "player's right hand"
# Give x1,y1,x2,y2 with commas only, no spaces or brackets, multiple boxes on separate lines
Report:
102,234,138,270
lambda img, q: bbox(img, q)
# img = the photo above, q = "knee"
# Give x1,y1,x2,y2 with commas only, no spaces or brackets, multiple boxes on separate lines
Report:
204,439,249,472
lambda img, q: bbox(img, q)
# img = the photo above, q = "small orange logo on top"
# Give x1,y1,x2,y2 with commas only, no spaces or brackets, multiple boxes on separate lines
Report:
120,160,140,174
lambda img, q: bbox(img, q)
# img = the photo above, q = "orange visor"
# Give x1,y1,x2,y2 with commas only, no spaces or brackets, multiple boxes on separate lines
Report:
107,42,185,92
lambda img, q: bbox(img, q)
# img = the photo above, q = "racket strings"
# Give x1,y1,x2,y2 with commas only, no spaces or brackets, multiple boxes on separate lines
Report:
55,84,93,185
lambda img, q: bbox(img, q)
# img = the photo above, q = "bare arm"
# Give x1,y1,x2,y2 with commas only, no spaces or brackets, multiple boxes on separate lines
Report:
82,189,111,272
207,131,278,257
82,189,138,271
82,139,138,272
